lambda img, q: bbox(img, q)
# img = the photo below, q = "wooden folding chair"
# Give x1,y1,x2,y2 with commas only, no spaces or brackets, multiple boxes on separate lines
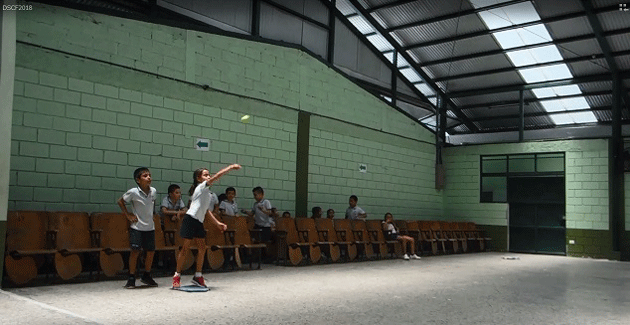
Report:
365,220,399,258
162,216,195,270
222,216,266,269
275,217,314,266
418,221,438,255
448,222,468,253
4,211,55,285
90,212,129,277
203,216,241,271
334,219,368,261
468,222,492,251
153,214,178,270
350,220,377,259
295,217,338,263
316,218,356,262
439,221,460,254
49,212,101,280
396,220,422,255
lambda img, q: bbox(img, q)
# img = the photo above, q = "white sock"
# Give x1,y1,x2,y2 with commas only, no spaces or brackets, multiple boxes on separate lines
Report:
195,272,202,277
174,272,180,277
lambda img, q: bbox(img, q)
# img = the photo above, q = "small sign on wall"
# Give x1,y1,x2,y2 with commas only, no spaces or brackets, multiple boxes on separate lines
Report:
359,163,367,173
195,138,210,151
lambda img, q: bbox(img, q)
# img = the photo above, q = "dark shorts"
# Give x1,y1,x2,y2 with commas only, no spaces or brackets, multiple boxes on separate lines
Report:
254,225,272,243
129,229,155,251
386,233,399,241
180,215,206,239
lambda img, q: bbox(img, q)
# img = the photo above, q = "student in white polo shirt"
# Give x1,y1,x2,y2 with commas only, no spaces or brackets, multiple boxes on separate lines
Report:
172,164,241,289
117,167,158,289
345,195,367,220
219,187,240,217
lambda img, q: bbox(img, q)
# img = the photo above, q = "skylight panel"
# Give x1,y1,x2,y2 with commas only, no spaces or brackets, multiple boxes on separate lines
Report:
335,0,356,16
397,54,409,68
400,67,422,83
478,2,540,30
493,25,552,49
367,33,393,52
518,64,572,83
561,97,590,110
415,83,436,96
428,97,438,106
348,15,374,34
532,85,582,98
507,45,563,67
570,112,597,124
383,51,394,63
550,113,574,125
540,98,566,112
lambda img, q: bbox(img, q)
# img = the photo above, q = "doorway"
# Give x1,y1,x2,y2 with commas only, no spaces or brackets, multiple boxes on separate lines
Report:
508,176,566,254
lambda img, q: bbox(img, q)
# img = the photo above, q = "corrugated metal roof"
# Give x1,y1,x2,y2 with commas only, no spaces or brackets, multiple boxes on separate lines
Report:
545,17,593,39
336,0,357,16
386,15,487,46
451,91,524,106
525,115,554,128
439,70,523,93
584,94,612,108
567,58,610,77
578,81,613,93
616,54,630,70
478,118,520,131
592,0,623,8
597,10,630,31
407,34,501,63
425,53,512,79
606,34,630,52
556,39,602,59
373,0,474,28
534,0,584,18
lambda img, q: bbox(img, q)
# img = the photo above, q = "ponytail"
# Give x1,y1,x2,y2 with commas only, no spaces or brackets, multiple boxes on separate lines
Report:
189,168,208,196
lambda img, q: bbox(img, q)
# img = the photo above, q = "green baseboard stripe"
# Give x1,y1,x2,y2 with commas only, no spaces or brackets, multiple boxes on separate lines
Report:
566,229,617,260
479,225,508,252
0,220,6,288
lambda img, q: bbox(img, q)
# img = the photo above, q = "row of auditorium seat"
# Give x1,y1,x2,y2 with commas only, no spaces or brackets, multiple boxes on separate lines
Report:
3,211,491,285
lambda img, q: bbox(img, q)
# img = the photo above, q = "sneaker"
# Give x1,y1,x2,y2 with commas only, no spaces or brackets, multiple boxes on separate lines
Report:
411,254,422,260
191,276,207,288
172,274,181,289
403,254,410,260
141,272,158,287
124,276,136,289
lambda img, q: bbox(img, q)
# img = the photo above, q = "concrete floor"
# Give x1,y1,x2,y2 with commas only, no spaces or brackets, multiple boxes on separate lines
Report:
1,252,629,325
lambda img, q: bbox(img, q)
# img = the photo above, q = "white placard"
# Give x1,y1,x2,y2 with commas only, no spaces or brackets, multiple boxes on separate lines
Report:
195,138,210,151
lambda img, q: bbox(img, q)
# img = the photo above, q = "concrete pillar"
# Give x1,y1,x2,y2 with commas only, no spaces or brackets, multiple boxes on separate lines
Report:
0,2,17,286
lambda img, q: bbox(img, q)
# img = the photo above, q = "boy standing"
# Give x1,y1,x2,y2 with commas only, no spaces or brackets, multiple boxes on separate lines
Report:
246,186,275,242
117,167,158,289
219,187,239,217
160,184,187,223
345,195,367,220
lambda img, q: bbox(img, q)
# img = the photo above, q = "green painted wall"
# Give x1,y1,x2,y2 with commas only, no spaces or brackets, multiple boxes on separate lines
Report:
9,4,436,215
443,139,610,255
308,116,440,220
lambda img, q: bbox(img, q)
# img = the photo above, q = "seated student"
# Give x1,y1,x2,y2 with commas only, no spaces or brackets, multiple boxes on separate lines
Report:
282,211,291,218
219,187,239,217
160,184,187,224
311,206,322,219
244,186,275,242
345,195,367,220
383,213,421,260
326,209,335,219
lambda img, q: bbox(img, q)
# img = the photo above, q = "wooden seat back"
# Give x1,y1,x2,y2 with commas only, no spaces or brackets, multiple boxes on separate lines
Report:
163,216,184,247
365,220,387,242
6,211,50,253
276,217,301,244
49,212,92,251
295,217,319,243
90,212,130,250
351,220,371,242
315,218,340,242
334,219,357,242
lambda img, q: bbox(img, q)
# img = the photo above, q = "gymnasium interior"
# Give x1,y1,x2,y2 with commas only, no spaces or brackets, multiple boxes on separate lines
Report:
1,0,629,324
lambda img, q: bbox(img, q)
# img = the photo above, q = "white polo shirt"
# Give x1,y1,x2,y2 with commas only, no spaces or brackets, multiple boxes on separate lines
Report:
187,181,218,223
219,200,238,216
345,206,366,220
253,199,274,227
122,186,157,231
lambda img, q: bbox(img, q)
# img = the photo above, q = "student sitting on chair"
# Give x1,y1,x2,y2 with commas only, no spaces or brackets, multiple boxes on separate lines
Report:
383,213,421,260
311,206,322,219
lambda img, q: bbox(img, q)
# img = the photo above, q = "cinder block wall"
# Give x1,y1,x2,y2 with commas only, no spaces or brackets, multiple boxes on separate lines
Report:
9,4,438,215
308,116,440,220
443,139,612,257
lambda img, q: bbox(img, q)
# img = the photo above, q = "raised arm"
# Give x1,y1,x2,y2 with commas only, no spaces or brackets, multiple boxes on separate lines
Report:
207,164,242,186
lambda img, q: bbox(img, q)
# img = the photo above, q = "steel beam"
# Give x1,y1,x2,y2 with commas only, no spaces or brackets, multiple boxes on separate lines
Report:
385,0,528,32
419,27,630,68
346,0,479,132
432,50,630,83
457,90,613,111
448,72,630,98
